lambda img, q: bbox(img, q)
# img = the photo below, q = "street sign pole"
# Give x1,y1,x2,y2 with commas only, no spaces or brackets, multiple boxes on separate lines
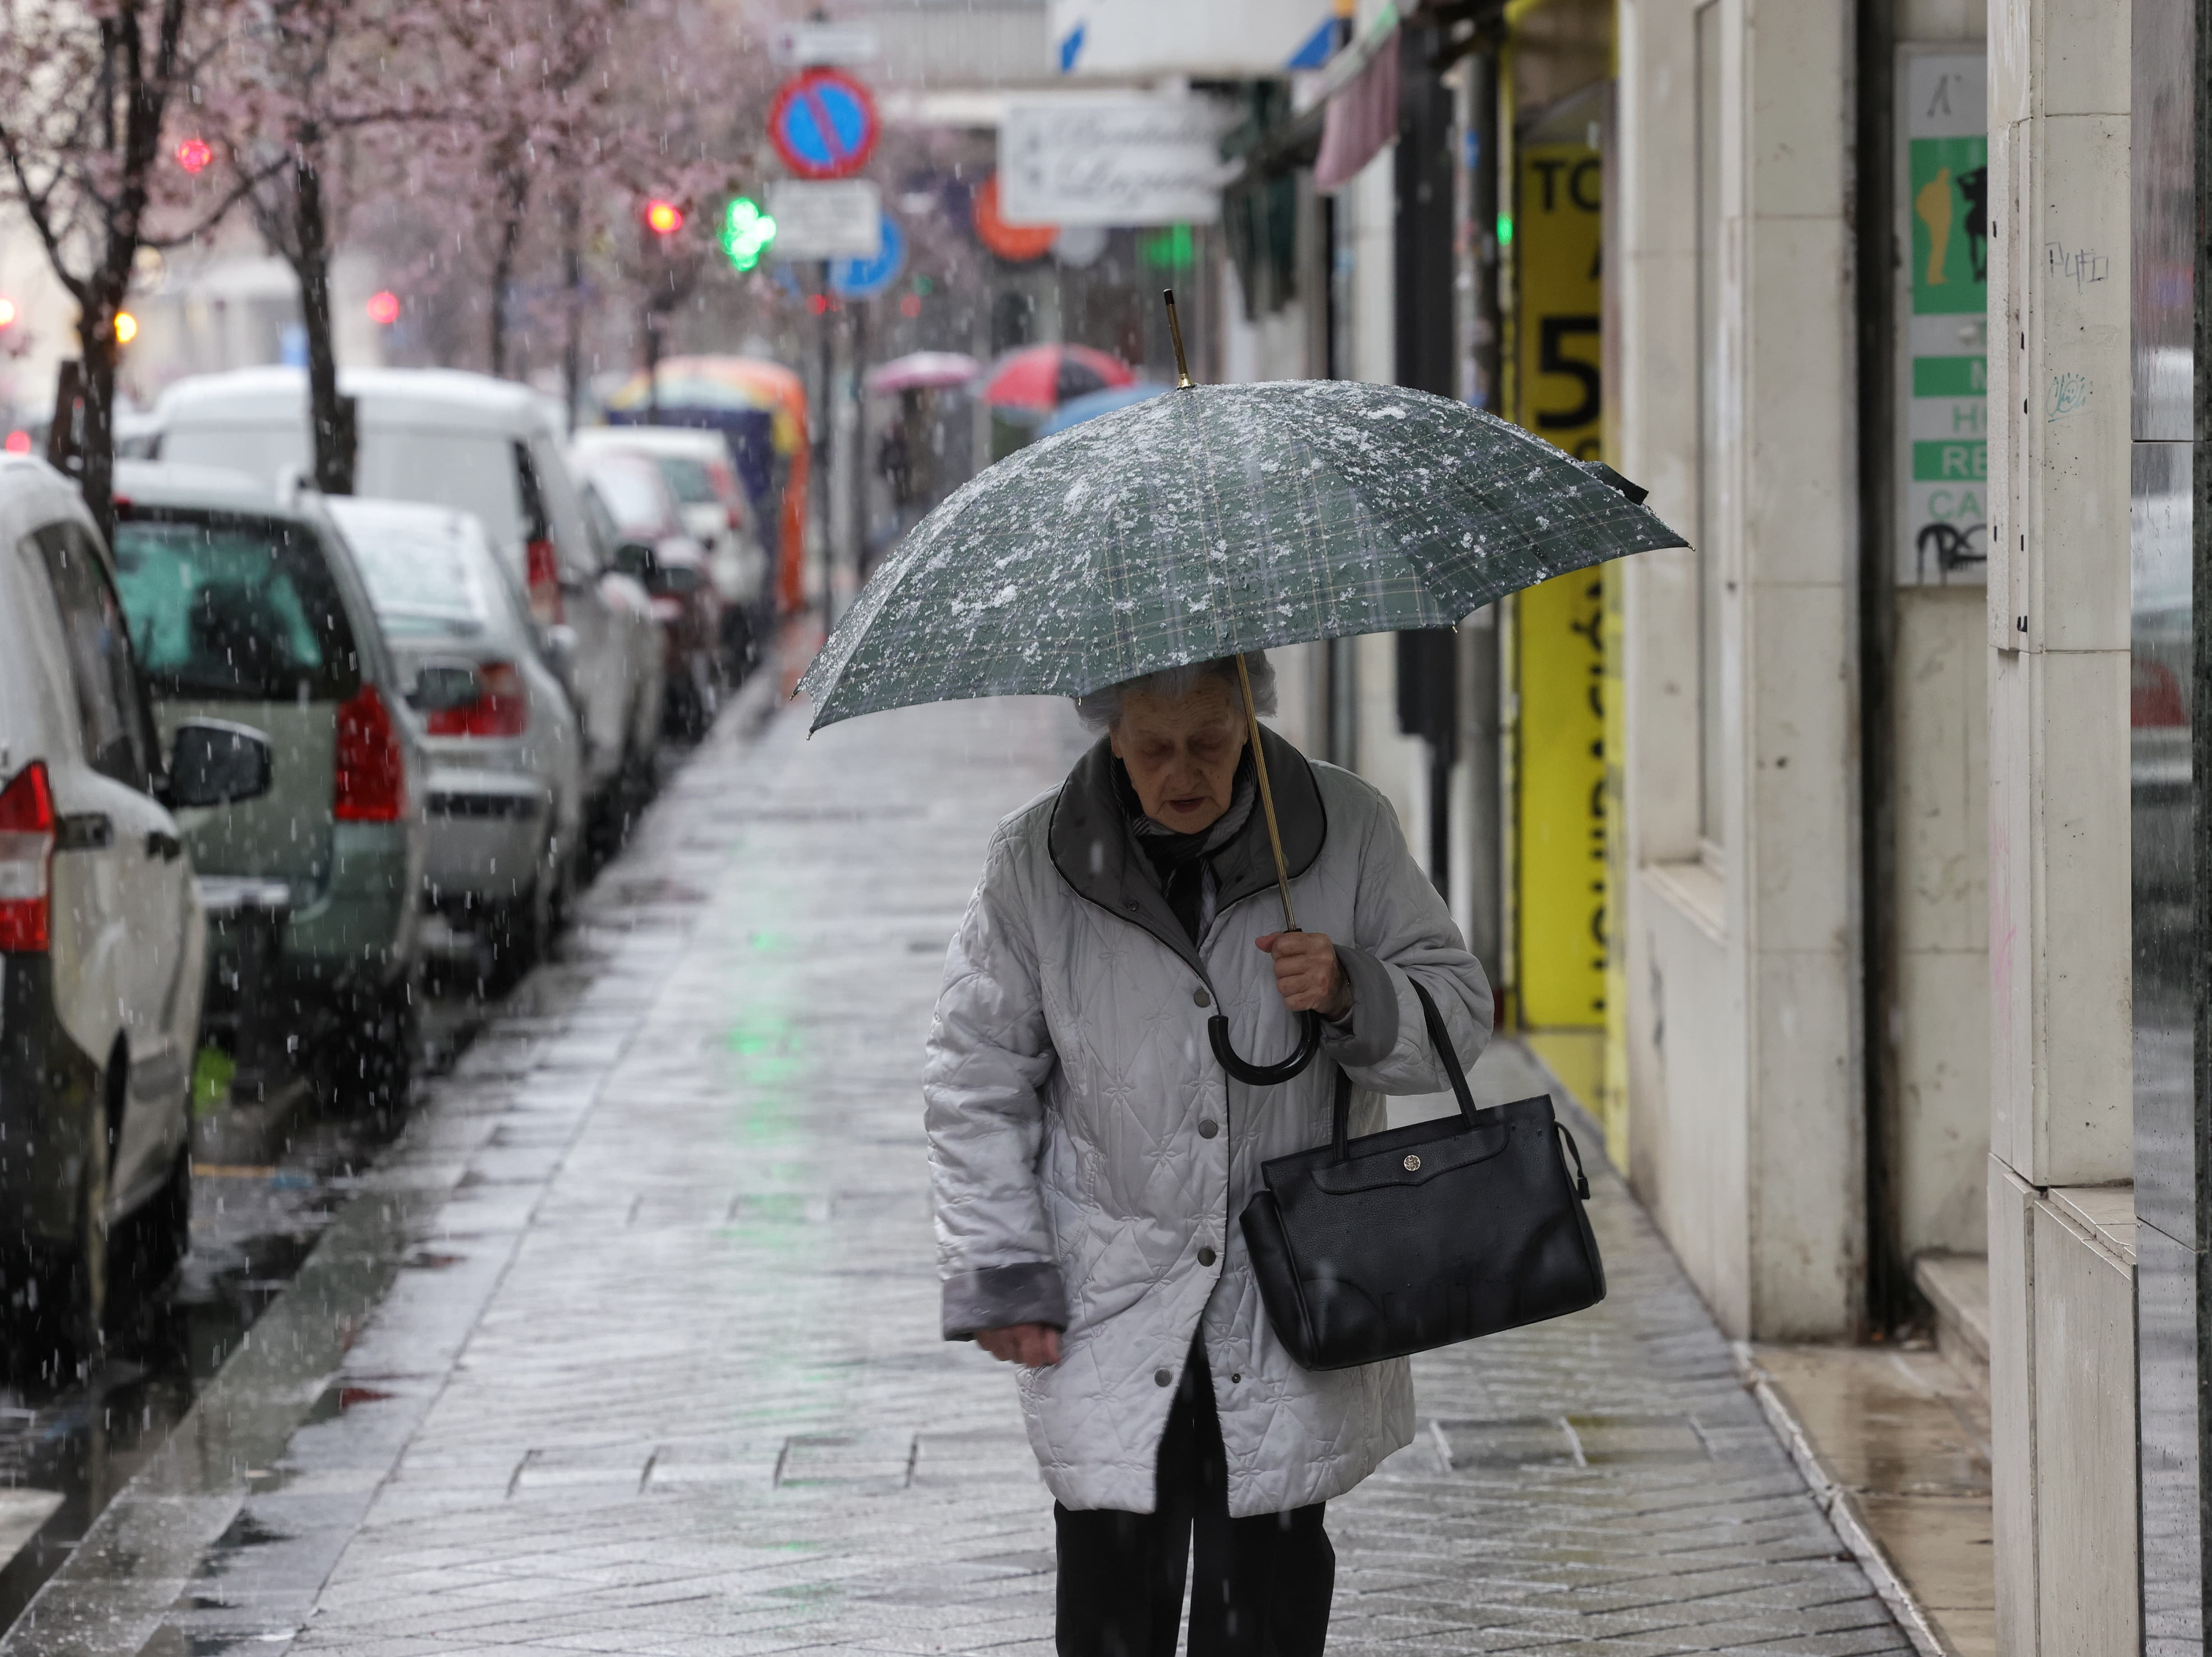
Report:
817,260,834,626
851,299,868,585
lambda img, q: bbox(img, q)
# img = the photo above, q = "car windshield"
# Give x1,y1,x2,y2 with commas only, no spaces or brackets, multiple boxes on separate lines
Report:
654,457,720,506
157,421,312,486
161,419,532,549
333,512,500,638
110,511,361,701
585,462,666,533
356,430,529,549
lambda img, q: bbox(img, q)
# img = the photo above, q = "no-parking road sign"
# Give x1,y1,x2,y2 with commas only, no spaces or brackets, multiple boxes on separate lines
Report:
768,69,879,180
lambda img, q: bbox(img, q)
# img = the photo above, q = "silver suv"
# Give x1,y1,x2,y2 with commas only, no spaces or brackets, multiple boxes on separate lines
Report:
109,462,429,1112
0,455,272,1351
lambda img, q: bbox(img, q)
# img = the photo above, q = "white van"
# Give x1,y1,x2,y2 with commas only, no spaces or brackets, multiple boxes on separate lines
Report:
149,368,664,812
0,455,273,1350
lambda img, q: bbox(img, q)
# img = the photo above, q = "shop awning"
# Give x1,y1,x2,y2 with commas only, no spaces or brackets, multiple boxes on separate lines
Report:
1312,3,1401,191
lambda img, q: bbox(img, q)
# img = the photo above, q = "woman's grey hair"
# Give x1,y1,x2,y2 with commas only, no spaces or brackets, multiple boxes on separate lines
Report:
1073,652,1277,735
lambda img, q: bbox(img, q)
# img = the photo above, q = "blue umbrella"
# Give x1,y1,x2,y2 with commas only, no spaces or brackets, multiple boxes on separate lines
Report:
1037,381,1170,436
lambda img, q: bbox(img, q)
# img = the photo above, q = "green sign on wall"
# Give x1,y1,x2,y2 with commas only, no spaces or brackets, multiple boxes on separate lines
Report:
1897,49,1988,585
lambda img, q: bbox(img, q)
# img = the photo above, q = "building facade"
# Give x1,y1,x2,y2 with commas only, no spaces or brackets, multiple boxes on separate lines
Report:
1218,0,2203,1645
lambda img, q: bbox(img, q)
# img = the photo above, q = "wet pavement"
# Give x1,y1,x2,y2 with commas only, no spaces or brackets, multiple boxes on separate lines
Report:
2,683,1914,1656
0,731,692,1634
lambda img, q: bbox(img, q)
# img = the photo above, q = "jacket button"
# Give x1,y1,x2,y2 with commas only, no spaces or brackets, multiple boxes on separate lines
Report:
1124,898,1140,911
1155,1368,1172,1387
1198,1119,1219,1139
1193,987,1211,1006
1198,1246,1217,1267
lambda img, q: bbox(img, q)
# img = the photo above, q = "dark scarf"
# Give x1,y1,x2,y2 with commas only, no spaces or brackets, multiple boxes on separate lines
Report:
1116,751,1258,946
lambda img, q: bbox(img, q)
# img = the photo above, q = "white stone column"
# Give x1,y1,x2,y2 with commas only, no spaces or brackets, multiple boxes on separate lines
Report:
1983,0,2136,1641
1615,0,1862,1339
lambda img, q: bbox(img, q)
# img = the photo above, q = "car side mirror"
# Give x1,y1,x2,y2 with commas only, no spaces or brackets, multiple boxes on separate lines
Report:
539,623,579,676
167,719,274,809
612,540,659,584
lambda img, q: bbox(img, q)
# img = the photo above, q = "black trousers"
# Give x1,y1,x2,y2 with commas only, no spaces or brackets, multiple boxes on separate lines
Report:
1054,1341,1334,1657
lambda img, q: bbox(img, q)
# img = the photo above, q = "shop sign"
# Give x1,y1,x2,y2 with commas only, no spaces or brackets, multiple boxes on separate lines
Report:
1048,0,1340,76
1896,48,1988,585
1511,134,1607,1034
970,174,1057,263
999,96,1238,227
766,180,882,260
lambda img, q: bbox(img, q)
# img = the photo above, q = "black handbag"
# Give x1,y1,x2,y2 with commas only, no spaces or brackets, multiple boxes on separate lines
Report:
1239,980,1606,1371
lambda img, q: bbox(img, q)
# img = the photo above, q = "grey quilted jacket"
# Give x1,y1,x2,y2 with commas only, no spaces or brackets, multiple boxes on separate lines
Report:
924,728,1493,1518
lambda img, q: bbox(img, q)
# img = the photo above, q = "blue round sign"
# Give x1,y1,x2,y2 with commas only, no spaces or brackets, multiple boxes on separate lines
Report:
768,70,878,180
830,213,906,300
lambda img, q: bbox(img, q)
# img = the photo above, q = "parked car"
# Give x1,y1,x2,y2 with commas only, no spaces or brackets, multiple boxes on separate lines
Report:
570,425,766,669
324,496,583,988
571,451,723,740
0,453,273,1348
146,367,664,819
107,461,429,1111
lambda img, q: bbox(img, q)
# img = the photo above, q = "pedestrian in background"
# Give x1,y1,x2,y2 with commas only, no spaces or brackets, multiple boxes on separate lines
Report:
925,651,1492,1655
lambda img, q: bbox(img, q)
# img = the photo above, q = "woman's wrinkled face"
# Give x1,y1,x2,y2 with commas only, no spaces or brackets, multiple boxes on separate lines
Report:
1111,679,1246,834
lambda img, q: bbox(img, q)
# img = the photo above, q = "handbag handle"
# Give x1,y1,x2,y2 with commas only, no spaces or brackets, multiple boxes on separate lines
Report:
1331,978,1482,1160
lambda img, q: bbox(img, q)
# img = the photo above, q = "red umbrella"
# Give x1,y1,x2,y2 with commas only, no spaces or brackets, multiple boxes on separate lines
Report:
980,344,1136,413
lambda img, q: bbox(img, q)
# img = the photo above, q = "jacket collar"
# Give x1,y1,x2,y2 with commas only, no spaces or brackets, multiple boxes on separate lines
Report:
1048,725,1327,977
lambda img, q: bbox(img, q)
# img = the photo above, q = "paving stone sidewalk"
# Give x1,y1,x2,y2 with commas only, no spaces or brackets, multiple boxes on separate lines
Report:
8,692,1914,1657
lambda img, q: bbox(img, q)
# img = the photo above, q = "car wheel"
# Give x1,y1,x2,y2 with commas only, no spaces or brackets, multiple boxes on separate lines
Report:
663,661,713,743
483,869,553,995
51,1063,117,1364
125,1144,193,1299
318,970,419,1121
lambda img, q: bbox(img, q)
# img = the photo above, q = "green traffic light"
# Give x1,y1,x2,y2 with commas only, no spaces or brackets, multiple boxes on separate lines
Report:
723,197,776,272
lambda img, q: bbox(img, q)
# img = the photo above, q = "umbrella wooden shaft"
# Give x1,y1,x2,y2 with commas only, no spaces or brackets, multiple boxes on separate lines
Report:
1235,653,1299,933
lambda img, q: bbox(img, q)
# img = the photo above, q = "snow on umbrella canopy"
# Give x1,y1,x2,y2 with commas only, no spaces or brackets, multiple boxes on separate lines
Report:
980,343,1136,412
798,378,1689,733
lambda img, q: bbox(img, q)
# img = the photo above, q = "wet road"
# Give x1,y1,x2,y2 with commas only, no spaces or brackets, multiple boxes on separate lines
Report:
1,684,1912,1656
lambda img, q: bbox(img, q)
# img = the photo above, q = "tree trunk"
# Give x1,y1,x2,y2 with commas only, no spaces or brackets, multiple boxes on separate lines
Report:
487,154,530,378
294,151,356,494
561,181,583,428
77,299,121,551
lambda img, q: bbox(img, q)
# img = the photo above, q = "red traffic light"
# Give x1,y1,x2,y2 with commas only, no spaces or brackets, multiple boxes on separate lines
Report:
366,291,400,326
644,199,684,237
175,137,212,174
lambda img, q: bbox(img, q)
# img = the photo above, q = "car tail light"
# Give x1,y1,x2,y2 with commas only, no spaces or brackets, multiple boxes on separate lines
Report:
2133,658,2189,729
0,760,55,953
525,535,563,626
426,661,529,738
334,684,406,822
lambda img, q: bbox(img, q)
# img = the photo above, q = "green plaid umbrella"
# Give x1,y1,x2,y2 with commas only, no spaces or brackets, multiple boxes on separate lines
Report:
798,376,1686,734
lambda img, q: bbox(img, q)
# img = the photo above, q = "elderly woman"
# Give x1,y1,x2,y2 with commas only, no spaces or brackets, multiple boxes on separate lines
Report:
924,651,1492,1656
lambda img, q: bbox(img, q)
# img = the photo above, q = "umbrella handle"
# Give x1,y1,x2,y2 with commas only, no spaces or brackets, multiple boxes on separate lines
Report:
1208,1010,1322,1087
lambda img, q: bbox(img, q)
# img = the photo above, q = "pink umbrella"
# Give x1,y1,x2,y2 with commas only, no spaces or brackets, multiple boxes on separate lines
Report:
864,351,981,395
